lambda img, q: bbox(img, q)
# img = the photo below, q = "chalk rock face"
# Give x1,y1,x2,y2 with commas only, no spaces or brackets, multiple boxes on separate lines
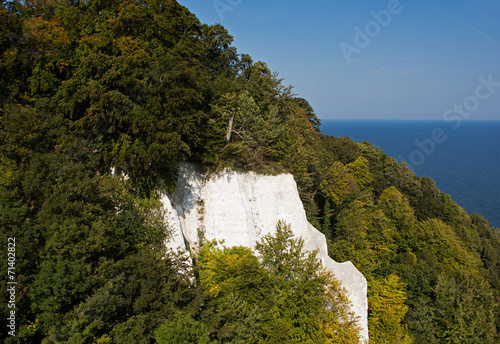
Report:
161,164,368,342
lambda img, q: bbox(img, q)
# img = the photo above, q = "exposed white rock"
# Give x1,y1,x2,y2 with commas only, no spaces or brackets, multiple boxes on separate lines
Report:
160,163,369,342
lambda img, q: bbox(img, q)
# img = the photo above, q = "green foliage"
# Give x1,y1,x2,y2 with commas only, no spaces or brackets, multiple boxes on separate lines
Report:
416,219,481,272
328,199,397,279
320,272,363,344
348,156,374,191
368,275,412,344
320,161,358,207
155,311,213,344
433,272,496,344
328,200,370,271
324,154,499,343
256,221,361,343
154,222,361,344
198,243,267,300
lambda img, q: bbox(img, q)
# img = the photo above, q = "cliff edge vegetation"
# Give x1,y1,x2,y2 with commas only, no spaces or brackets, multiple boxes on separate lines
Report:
1,0,499,343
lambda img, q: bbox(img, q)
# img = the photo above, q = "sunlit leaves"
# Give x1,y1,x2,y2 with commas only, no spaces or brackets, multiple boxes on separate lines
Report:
180,222,362,343
256,221,361,343
347,156,374,191
368,275,411,344
320,161,358,207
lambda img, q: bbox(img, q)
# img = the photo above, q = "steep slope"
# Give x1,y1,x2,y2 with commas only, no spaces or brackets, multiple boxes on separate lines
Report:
161,164,369,342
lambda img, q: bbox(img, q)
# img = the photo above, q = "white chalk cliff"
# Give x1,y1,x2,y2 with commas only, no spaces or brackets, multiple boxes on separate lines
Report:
161,164,369,342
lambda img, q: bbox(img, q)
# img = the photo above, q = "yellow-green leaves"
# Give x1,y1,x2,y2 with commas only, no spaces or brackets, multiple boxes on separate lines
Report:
416,219,481,273
320,161,358,207
193,222,362,343
348,156,374,191
369,275,411,344
198,242,258,298
378,186,416,233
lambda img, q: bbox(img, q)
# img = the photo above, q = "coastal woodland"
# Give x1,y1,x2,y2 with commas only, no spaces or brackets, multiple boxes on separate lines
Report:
1,0,499,343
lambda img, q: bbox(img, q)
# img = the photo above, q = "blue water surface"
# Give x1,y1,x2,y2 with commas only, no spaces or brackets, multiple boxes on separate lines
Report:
320,120,500,229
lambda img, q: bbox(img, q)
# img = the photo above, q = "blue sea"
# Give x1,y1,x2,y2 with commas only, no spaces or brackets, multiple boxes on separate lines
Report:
320,120,500,229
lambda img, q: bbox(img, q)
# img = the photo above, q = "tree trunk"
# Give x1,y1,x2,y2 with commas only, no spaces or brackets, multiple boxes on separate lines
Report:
226,115,234,142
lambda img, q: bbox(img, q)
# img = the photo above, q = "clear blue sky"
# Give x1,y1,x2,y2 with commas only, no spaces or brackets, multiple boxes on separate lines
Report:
177,0,500,120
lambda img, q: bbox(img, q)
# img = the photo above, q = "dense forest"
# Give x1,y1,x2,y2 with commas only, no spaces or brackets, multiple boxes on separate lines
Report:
1,0,499,343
